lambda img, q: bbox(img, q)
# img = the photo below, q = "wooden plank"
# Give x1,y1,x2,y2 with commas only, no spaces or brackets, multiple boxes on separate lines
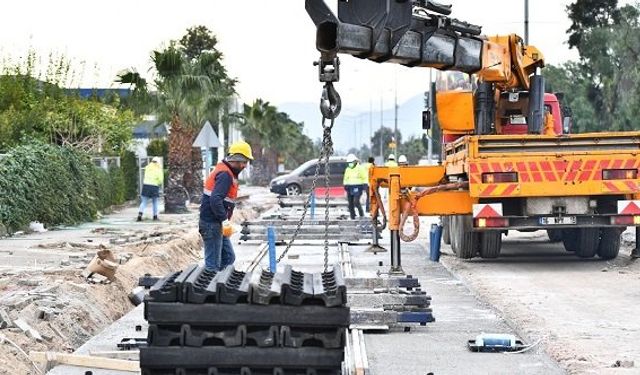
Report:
89,350,140,361
351,329,365,375
29,351,139,372
358,329,371,375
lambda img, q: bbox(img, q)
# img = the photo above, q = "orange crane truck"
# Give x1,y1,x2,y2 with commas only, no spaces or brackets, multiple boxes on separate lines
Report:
306,0,640,273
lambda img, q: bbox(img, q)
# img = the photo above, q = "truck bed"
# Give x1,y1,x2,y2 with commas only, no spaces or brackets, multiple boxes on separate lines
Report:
444,132,640,198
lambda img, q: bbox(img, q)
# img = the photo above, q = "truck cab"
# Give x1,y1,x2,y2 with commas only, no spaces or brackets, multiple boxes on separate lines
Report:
498,93,564,135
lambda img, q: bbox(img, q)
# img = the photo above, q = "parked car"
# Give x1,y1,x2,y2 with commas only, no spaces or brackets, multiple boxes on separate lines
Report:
269,157,349,195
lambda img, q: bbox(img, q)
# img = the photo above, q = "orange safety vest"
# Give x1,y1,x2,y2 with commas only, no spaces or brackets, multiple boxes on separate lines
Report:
203,162,239,203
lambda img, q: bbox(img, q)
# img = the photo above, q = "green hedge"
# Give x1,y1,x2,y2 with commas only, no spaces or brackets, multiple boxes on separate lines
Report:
0,142,127,233
121,151,139,201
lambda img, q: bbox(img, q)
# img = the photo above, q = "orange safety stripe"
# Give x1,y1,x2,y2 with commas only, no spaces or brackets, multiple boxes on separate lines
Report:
470,158,640,197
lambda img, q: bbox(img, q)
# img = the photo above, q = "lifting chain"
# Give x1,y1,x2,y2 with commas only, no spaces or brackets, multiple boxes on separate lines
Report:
277,57,340,272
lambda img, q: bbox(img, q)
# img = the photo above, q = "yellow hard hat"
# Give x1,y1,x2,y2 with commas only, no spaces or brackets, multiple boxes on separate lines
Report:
228,141,254,161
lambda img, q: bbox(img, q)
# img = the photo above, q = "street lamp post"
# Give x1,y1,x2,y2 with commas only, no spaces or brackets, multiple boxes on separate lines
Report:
379,95,384,160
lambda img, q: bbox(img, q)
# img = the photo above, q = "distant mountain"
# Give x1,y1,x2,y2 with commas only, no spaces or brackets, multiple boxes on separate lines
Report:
279,93,427,154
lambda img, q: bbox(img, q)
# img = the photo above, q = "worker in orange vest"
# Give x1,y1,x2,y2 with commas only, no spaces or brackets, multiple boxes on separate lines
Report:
199,141,253,271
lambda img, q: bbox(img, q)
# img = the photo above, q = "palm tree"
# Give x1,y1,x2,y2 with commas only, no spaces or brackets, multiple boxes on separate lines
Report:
118,45,235,213
237,100,318,185
237,99,281,185
184,51,236,202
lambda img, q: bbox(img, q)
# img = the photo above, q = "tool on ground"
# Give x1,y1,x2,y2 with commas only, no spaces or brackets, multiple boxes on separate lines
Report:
117,337,148,351
138,274,161,288
467,333,526,353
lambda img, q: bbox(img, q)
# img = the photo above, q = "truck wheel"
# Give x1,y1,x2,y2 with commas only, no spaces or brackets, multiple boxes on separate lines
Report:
547,229,563,243
479,231,502,258
450,216,460,255
575,228,600,258
561,229,579,252
442,216,451,245
457,215,477,259
597,228,621,260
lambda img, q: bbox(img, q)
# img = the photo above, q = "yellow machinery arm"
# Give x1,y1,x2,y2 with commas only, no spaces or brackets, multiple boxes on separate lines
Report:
368,165,473,233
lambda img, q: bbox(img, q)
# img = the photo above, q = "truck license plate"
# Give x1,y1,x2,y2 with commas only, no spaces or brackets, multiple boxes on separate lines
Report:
540,216,576,225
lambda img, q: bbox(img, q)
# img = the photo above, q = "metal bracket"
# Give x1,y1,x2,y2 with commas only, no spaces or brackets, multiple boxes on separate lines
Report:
315,56,340,83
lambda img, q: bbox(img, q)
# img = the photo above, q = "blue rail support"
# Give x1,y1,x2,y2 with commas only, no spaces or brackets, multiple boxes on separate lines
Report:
310,190,316,220
267,226,277,272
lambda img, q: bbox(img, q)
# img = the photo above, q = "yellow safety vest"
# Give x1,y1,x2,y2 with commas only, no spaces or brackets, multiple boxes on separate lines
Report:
143,163,163,186
385,160,398,167
343,164,367,186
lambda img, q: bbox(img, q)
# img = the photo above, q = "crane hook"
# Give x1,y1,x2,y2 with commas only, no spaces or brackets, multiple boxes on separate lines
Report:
320,82,341,120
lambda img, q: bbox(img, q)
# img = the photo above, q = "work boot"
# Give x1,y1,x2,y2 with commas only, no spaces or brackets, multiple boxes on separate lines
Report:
632,248,640,258
136,213,142,222
153,215,159,221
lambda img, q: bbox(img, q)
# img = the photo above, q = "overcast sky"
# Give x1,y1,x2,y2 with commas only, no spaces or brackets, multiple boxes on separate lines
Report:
2,0,596,151
0,0,584,112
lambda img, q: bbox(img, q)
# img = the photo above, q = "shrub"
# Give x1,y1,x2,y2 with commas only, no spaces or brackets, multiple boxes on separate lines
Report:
146,139,168,161
0,142,127,233
108,166,126,205
121,151,139,200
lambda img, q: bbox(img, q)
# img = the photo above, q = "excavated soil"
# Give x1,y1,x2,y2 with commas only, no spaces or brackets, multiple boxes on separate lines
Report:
0,189,275,374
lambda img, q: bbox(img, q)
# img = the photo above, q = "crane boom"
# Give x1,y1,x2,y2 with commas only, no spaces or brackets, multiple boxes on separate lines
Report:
305,0,544,91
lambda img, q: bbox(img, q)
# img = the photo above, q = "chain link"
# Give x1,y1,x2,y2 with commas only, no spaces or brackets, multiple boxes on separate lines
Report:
276,73,338,272
322,119,334,272
276,116,334,264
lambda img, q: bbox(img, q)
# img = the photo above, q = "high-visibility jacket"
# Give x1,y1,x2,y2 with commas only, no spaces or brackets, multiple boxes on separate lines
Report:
385,160,398,167
343,163,367,186
143,163,163,186
360,163,373,185
201,162,239,222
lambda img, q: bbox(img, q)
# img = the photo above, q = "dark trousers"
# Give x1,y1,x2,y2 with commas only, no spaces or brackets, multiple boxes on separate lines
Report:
347,192,364,219
199,220,235,271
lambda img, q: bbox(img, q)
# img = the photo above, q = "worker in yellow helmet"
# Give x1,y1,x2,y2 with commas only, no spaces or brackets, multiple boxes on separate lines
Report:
199,140,253,271
343,154,367,219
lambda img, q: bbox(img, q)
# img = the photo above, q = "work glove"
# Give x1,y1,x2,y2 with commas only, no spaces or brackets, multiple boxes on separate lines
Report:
222,220,234,237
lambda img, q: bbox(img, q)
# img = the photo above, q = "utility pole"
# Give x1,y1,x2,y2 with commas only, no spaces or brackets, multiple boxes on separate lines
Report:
394,70,399,155
524,0,529,45
427,68,433,163
354,119,357,150
379,95,384,160
394,87,398,155
369,100,373,142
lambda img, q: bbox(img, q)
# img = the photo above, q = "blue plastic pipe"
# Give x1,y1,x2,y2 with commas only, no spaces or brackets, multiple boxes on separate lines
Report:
310,191,316,220
267,226,277,272
429,223,443,262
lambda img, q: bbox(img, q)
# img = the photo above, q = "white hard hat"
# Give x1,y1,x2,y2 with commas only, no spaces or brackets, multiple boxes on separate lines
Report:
151,157,161,163
388,154,396,160
398,155,408,164
346,153,358,163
